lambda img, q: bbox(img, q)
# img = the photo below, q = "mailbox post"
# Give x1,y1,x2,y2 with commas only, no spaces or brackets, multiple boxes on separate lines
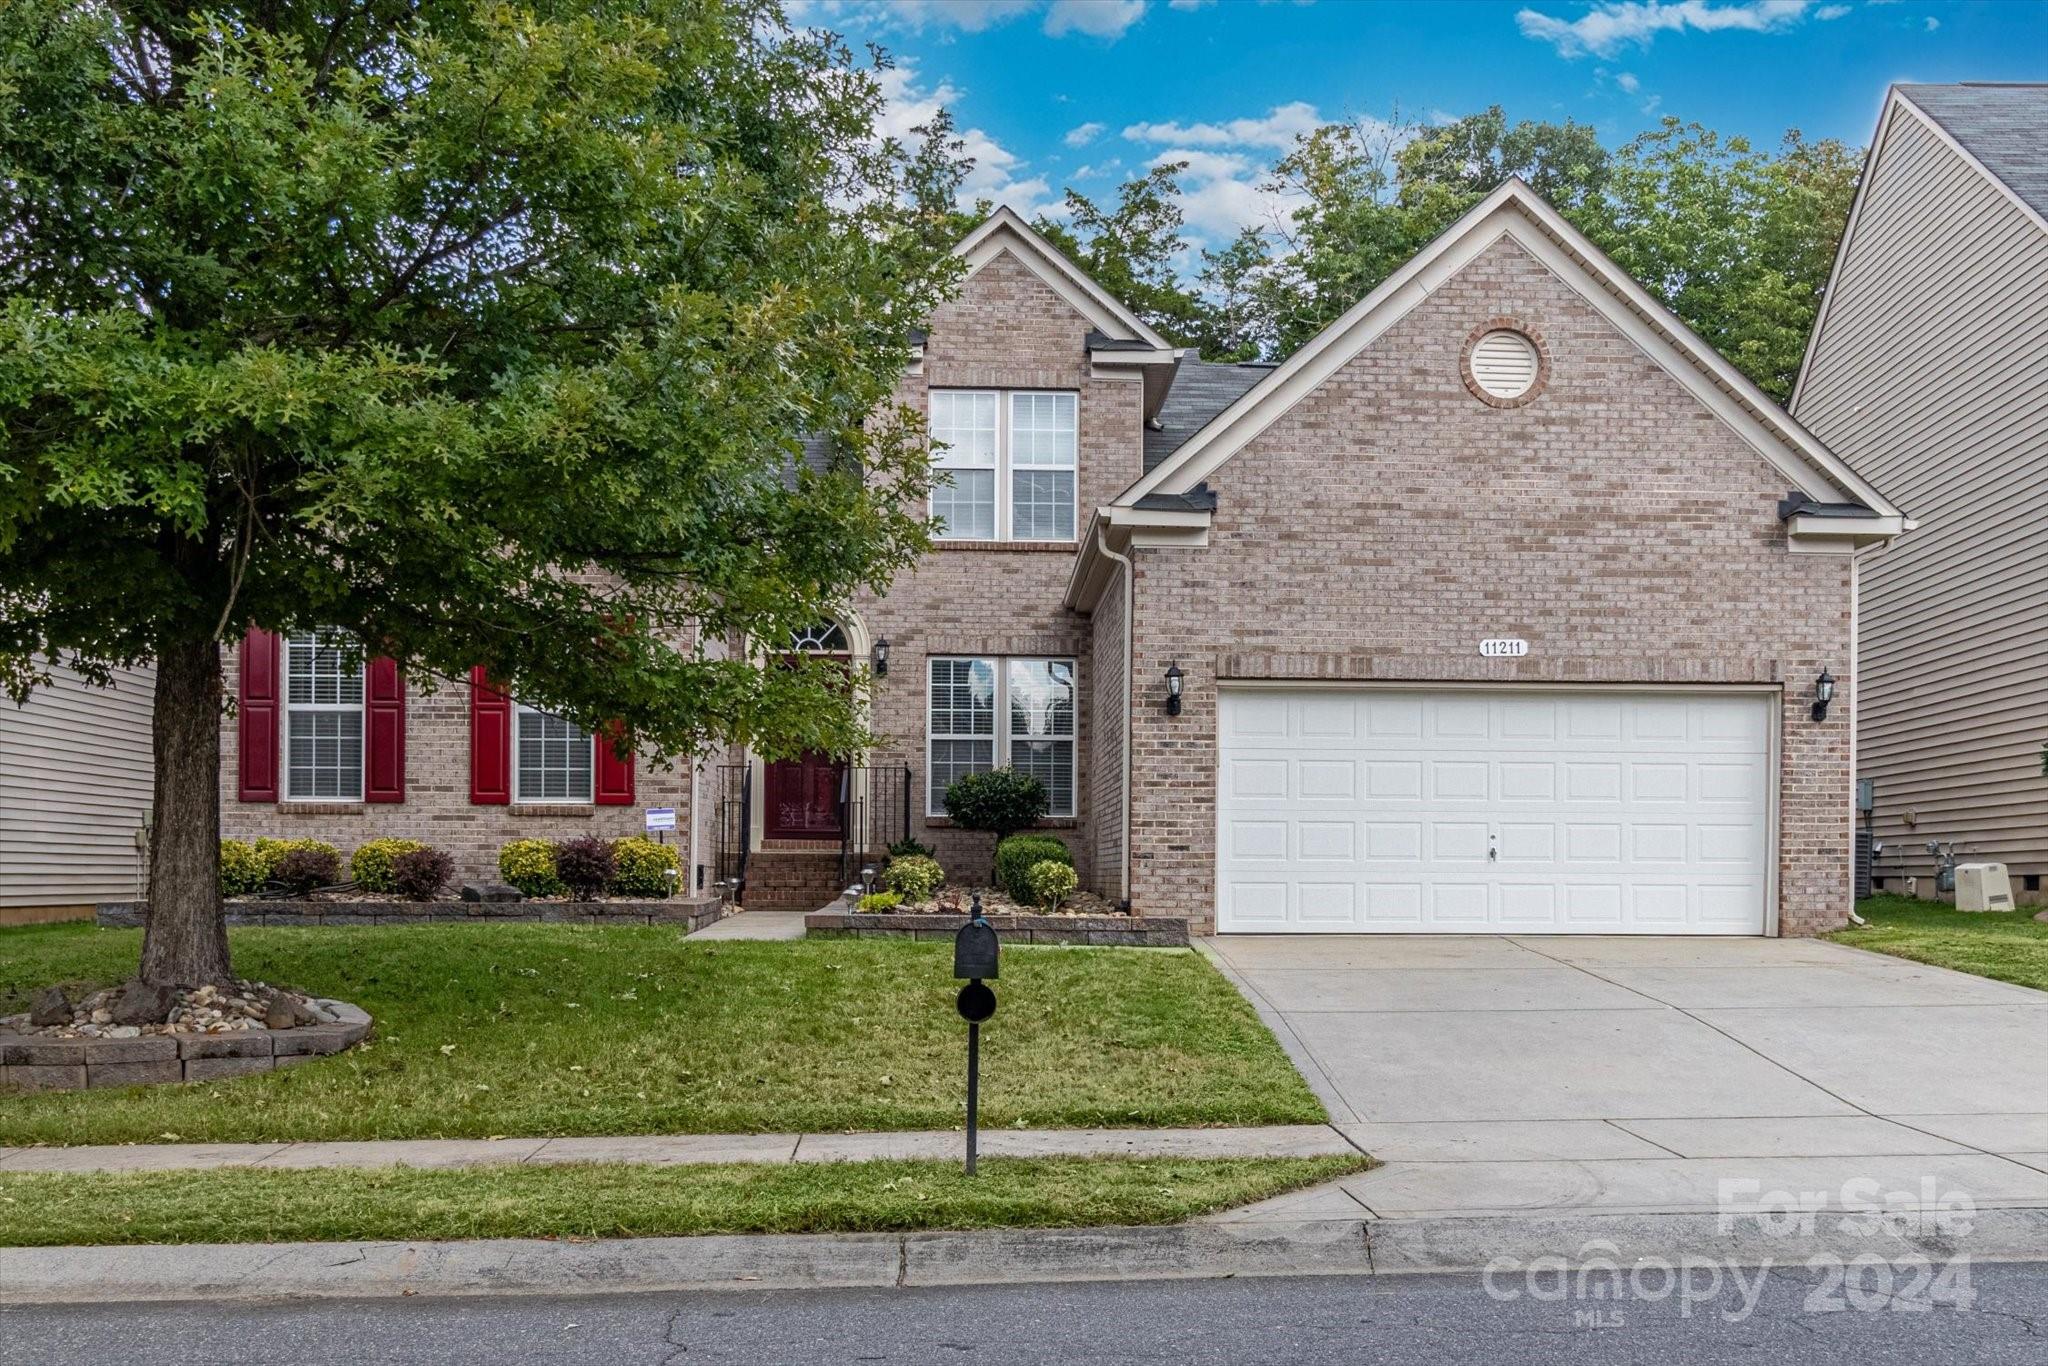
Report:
953,894,999,1175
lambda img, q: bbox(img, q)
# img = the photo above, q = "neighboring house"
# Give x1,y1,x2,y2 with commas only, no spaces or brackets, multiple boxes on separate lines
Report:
218,177,1903,934
1792,82,2048,898
0,661,155,920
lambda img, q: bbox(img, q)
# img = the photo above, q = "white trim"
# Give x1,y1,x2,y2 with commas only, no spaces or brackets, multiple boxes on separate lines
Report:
745,613,869,853
1088,345,1181,368
1095,522,1135,905
1117,179,1900,522
925,654,1079,819
512,702,594,805
1792,88,2048,410
954,207,1170,349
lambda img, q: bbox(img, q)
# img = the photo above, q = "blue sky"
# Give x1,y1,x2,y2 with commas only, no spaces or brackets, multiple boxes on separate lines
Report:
790,0,2048,250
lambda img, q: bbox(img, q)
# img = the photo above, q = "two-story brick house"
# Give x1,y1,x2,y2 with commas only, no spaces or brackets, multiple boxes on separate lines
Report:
222,178,1904,935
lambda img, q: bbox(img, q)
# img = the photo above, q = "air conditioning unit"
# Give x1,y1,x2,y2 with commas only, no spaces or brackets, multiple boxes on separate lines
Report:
1955,863,2014,913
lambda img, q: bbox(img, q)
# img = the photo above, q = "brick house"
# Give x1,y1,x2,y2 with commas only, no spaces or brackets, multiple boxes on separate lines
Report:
221,178,1905,935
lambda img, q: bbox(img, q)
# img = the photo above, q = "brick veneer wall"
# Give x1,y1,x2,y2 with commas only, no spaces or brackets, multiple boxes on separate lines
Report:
848,249,1142,888
219,646,696,889
1124,236,1855,936
1089,556,1128,903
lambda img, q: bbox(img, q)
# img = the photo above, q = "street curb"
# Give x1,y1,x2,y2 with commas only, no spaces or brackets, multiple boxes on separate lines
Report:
5,1209,2046,1304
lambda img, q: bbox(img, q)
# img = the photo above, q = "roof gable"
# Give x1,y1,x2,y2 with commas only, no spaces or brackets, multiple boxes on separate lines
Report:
953,206,1171,350
1116,178,1899,520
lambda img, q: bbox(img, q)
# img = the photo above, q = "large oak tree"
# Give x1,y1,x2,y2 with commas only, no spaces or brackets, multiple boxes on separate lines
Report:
0,0,961,986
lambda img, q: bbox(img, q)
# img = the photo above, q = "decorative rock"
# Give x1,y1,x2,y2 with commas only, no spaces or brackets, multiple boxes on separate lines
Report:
264,994,311,1031
28,987,70,1028
110,980,177,1028
462,883,525,903
106,1025,141,1039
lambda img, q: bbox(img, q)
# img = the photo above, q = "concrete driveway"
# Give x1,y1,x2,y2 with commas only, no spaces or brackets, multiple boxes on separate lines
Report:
1205,934,2048,1221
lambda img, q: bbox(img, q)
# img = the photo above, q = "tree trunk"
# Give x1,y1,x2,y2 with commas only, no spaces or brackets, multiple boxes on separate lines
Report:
139,636,232,988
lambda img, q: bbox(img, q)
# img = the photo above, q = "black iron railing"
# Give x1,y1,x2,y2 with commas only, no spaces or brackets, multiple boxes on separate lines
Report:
840,764,914,888
713,762,751,902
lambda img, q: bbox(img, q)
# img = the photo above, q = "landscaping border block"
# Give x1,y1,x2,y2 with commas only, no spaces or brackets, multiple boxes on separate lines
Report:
0,1001,371,1095
804,912,1189,947
97,896,730,933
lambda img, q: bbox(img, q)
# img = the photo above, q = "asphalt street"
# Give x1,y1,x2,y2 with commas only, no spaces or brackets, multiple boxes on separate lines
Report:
6,1260,2047,1365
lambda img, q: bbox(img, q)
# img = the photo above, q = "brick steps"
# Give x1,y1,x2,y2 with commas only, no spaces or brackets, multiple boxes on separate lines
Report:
743,848,846,913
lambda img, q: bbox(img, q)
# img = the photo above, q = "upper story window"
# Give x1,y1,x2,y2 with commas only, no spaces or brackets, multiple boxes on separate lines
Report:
930,390,1077,542
284,630,363,801
516,703,592,803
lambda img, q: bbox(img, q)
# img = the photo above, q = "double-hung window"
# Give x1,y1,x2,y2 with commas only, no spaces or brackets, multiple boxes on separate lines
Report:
929,390,1076,542
515,704,593,803
927,657,1077,817
284,630,363,800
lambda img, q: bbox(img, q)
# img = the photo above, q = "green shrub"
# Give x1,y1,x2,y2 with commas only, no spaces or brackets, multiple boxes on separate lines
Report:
610,837,681,897
219,840,268,897
943,769,1049,870
250,838,341,884
498,838,562,897
882,854,944,902
273,845,341,893
390,847,454,901
885,836,935,861
856,891,903,913
1025,859,1078,911
349,838,428,893
553,836,616,899
995,834,1072,904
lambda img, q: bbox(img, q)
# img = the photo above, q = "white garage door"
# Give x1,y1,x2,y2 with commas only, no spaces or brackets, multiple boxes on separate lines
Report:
1216,689,1773,934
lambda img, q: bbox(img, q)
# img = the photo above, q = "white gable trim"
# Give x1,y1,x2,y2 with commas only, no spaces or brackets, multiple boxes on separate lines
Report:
954,207,1171,351
1117,179,1900,520
1792,88,2048,409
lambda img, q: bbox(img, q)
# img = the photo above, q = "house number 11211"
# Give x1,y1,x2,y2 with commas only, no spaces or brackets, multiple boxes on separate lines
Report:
1479,638,1529,658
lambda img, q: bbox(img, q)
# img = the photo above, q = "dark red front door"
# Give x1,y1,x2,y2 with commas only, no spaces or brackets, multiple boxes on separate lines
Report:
765,751,845,839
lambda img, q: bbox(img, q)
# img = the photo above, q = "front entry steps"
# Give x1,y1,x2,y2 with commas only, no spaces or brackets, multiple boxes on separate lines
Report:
742,847,845,913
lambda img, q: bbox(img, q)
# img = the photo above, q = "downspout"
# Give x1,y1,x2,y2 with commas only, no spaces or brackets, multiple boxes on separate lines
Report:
1096,521,1135,905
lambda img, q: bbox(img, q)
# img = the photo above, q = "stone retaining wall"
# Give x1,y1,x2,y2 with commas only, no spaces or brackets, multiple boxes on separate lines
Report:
97,897,730,933
805,912,1188,947
1,1002,370,1092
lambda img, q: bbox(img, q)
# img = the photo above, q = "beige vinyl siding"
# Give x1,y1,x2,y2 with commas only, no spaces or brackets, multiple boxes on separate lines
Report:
1794,104,2048,884
0,661,154,908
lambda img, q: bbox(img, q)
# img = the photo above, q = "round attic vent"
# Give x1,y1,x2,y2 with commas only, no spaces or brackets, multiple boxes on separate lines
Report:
1467,328,1541,400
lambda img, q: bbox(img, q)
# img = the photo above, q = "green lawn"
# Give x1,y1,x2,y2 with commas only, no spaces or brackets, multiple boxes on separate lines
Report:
0,1154,1367,1247
1832,894,2048,993
0,923,1322,1144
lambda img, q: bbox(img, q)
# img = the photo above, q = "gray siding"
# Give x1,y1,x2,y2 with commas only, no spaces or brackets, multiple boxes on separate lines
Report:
1794,104,2048,885
0,662,155,908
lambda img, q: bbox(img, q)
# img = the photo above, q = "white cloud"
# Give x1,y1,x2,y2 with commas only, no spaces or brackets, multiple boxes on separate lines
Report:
1516,0,1834,59
1043,0,1149,37
1145,148,1301,242
1925,14,1940,30
1073,158,1124,179
1122,100,1325,151
1168,0,1215,8
1063,121,1107,148
1814,3,1850,16
1615,70,1641,92
872,61,1057,218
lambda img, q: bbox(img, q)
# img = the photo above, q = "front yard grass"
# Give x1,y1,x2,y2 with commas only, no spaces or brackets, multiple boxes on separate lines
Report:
0,1154,1368,1247
0,922,1322,1145
1832,894,2048,993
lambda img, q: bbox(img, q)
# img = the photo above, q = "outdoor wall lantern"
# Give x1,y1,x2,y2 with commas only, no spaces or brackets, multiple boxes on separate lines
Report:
1165,661,1184,717
873,637,890,676
1812,668,1835,722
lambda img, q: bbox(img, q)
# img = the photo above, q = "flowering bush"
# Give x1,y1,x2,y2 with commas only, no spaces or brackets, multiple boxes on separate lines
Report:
881,854,944,902
610,836,681,897
349,837,427,893
498,838,562,897
390,847,454,901
1025,859,1078,911
553,835,616,899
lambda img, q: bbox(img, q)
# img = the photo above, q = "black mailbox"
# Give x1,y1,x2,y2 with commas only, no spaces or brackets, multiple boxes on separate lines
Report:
954,911,999,981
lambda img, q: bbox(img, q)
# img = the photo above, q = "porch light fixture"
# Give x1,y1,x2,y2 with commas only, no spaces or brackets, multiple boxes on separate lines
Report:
1812,668,1835,722
873,637,890,676
1164,661,1184,717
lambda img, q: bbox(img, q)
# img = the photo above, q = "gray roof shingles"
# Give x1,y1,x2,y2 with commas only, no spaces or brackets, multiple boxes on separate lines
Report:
1144,358,1274,473
1896,83,2048,220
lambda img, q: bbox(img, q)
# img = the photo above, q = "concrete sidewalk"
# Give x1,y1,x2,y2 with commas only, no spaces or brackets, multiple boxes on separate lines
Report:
0,1124,1359,1174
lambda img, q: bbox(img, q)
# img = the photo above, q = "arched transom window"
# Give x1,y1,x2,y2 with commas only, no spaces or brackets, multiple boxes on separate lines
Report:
789,622,849,653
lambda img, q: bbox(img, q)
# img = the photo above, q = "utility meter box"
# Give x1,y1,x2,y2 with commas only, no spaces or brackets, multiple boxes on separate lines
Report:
1955,863,2014,913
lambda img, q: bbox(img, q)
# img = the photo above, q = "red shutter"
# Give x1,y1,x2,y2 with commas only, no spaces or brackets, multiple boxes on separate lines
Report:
237,627,280,803
469,666,512,804
365,657,406,803
594,720,635,805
